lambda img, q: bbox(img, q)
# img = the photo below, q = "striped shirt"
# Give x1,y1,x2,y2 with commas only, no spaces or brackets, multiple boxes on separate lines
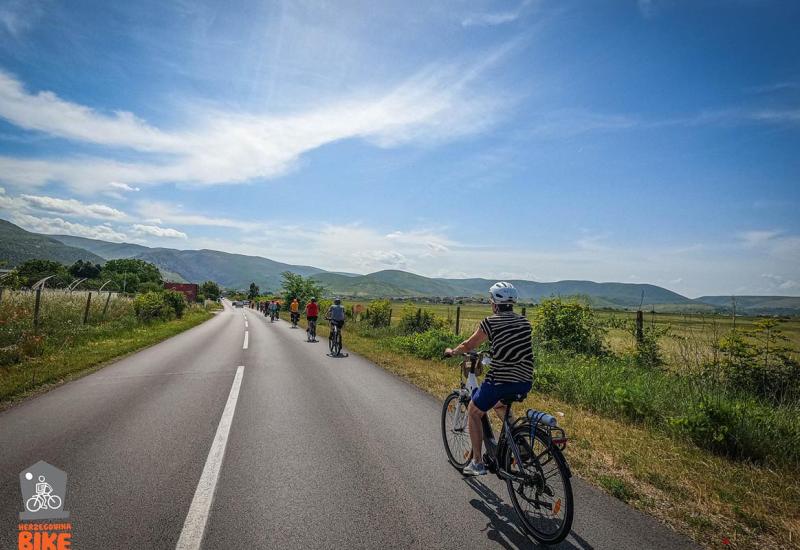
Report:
479,312,534,384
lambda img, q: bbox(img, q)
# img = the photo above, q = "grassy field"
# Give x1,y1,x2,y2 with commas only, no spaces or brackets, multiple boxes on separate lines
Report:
298,304,800,549
379,301,800,365
0,290,215,404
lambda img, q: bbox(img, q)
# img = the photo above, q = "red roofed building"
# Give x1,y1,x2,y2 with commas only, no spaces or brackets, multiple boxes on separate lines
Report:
163,282,199,302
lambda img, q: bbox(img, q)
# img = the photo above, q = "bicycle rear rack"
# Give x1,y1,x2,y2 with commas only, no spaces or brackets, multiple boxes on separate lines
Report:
527,409,568,451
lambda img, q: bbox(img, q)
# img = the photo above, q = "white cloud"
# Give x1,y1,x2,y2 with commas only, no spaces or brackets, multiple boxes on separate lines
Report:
0,0,46,37
131,224,188,239
19,194,127,220
462,0,533,27
11,213,128,242
0,49,510,192
109,181,140,192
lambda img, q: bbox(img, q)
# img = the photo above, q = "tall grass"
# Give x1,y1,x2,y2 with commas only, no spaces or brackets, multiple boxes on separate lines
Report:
535,351,800,468
0,289,212,402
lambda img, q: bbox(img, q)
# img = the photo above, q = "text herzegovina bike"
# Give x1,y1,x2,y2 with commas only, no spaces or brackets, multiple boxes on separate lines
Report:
441,351,574,545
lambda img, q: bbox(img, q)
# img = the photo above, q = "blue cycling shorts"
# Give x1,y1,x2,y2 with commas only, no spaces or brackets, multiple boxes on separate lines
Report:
472,380,532,412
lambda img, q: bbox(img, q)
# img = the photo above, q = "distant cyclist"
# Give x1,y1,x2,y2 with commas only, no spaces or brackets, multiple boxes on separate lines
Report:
306,297,319,341
268,300,278,321
326,297,346,330
290,298,300,326
444,282,534,476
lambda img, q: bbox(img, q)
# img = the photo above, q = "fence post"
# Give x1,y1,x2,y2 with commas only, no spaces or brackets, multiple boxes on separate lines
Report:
521,306,527,318
102,291,112,319
635,310,644,344
455,305,461,335
83,292,92,324
388,308,393,325
33,287,43,333
0,286,3,303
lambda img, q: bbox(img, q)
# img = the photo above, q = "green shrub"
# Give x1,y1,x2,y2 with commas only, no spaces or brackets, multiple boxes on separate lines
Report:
390,328,462,360
532,297,606,356
398,307,441,334
133,292,173,322
712,322,800,403
364,299,392,328
633,325,668,368
162,290,187,319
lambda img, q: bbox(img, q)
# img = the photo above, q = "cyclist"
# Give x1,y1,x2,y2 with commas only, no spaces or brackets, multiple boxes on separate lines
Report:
290,298,300,326
305,297,319,341
268,299,278,321
444,282,533,476
326,297,346,329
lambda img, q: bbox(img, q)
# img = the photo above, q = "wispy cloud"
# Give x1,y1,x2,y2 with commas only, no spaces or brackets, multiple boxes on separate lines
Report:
462,0,533,27
0,0,47,37
0,47,512,193
131,224,187,239
19,194,127,220
10,213,128,242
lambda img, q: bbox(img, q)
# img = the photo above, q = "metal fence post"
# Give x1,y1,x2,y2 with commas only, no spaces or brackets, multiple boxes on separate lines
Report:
33,287,42,333
83,292,92,324
102,291,112,319
635,310,644,344
455,305,461,335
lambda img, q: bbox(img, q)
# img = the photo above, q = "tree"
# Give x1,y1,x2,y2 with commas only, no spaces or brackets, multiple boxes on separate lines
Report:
15,259,70,288
101,259,162,293
248,282,260,300
68,259,102,280
200,280,221,301
280,272,325,306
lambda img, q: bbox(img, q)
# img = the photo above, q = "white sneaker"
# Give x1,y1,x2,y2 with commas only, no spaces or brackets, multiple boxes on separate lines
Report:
462,460,488,476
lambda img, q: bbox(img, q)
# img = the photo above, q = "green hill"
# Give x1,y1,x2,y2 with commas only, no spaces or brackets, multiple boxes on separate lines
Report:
0,219,105,267
4,217,797,314
696,296,800,316
50,234,150,259
133,248,325,290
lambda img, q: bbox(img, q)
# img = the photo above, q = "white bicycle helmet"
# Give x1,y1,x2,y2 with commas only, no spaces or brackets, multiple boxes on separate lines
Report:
489,281,518,304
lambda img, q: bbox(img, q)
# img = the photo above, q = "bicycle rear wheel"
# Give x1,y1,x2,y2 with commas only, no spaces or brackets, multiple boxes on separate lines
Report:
333,331,342,355
441,392,471,470
503,424,573,544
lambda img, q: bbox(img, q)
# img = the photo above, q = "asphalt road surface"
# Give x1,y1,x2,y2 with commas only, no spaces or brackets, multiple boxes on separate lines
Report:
0,301,698,549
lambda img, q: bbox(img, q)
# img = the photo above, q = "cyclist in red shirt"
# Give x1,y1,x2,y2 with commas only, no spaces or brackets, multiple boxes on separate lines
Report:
305,298,319,342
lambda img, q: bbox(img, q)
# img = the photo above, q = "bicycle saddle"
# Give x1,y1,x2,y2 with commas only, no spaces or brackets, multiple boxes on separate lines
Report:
501,393,528,405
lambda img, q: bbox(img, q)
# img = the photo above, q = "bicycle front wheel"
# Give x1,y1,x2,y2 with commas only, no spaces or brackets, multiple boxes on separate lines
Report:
332,331,342,355
441,392,472,471
503,424,573,544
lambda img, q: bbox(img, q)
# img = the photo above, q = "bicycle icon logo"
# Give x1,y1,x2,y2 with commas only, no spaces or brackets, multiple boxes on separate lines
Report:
19,461,70,520
25,475,63,513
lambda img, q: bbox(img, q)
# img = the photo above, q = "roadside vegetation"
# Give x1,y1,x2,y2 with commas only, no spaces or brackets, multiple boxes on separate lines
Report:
283,274,799,549
0,258,222,404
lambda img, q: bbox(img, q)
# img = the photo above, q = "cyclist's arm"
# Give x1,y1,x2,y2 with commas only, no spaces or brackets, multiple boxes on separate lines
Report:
445,327,487,357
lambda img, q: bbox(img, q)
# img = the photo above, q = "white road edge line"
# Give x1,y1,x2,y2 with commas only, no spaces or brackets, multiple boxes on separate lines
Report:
176,365,245,550
243,331,249,349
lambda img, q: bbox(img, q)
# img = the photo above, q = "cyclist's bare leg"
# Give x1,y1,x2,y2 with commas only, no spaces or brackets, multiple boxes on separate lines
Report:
467,401,485,464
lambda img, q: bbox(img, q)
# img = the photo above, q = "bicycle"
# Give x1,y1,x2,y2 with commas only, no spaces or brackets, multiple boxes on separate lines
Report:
290,312,299,328
441,352,574,545
307,318,317,342
26,492,61,513
328,321,343,356
270,310,277,322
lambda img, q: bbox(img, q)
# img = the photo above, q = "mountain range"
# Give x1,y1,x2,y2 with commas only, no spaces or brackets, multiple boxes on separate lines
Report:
1,218,797,314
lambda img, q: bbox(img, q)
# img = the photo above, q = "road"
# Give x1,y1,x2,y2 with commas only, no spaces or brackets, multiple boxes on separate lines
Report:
0,301,697,549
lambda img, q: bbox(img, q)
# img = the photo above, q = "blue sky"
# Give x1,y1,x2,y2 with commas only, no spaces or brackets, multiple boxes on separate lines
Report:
0,0,798,297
